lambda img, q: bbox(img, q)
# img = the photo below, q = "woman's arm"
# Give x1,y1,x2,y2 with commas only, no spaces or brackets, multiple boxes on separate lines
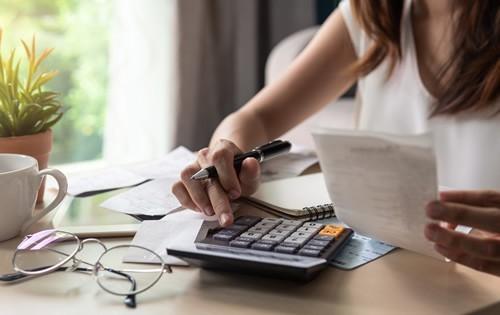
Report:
174,9,358,226
210,9,358,151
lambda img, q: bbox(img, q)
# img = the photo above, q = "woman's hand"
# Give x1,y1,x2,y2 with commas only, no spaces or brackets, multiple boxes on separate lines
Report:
171,139,261,226
425,190,500,276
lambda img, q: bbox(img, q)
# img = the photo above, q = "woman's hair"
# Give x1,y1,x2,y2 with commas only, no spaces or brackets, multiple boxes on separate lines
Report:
349,0,499,116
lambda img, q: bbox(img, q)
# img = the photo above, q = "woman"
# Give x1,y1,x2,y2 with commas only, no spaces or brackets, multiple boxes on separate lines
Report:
172,0,500,276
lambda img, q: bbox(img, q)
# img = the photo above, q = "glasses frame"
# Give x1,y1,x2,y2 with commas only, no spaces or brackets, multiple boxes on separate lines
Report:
11,230,172,297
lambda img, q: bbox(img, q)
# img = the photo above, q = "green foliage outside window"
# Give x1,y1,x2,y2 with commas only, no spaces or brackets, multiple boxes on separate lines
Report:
0,0,111,164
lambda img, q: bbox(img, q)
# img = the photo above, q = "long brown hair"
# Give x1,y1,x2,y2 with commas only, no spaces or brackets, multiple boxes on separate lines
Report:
350,0,500,116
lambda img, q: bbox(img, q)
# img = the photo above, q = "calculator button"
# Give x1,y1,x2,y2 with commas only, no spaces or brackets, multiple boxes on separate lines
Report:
313,235,335,242
260,218,283,224
290,231,314,239
239,231,263,240
298,248,322,257
251,242,276,251
307,239,331,247
234,216,261,226
213,229,240,241
319,225,344,237
248,226,273,234
297,226,321,234
233,237,254,243
277,224,300,231
281,220,302,226
226,224,250,232
302,244,326,252
261,234,286,243
302,222,324,229
268,229,292,237
274,245,299,254
254,221,280,229
283,236,308,246
229,239,253,248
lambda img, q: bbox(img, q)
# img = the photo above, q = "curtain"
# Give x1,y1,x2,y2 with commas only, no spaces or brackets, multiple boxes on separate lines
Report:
103,0,177,164
174,0,316,151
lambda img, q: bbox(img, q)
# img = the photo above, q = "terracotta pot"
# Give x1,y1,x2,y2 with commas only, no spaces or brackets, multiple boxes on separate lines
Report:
0,130,53,204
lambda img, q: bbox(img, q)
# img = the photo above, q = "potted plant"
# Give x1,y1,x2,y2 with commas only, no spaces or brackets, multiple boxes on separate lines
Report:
0,29,64,203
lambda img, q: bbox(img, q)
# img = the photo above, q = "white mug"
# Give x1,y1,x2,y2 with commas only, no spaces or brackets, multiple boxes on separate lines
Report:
0,154,67,241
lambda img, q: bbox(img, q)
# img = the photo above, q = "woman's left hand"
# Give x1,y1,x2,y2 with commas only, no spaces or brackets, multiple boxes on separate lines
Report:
425,190,500,276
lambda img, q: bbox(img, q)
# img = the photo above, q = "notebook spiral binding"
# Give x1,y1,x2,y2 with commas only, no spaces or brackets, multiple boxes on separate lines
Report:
303,203,335,221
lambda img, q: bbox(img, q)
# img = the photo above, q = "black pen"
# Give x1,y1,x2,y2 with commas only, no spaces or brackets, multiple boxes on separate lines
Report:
190,140,292,180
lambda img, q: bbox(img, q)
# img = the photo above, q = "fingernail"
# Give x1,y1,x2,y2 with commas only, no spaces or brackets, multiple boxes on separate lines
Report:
229,190,240,200
220,213,231,226
427,202,444,218
204,206,213,216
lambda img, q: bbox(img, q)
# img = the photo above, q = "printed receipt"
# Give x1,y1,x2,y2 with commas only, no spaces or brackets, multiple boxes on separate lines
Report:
313,128,441,259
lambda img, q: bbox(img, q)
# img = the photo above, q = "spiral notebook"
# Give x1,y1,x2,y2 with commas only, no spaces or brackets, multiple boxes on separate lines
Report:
244,173,334,220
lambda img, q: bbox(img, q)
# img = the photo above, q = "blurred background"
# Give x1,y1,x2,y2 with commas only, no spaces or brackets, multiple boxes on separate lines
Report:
0,0,345,167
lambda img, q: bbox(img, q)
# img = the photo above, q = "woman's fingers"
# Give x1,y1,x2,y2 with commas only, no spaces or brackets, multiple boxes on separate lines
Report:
239,157,261,196
426,201,500,233
171,181,200,212
209,139,242,200
178,162,213,215
434,244,500,277
440,190,500,207
425,223,500,261
205,179,233,226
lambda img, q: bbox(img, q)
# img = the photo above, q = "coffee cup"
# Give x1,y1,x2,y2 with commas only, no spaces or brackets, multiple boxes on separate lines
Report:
0,153,67,241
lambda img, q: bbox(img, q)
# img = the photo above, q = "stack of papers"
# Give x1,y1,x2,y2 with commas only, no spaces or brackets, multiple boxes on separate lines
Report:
67,146,196,196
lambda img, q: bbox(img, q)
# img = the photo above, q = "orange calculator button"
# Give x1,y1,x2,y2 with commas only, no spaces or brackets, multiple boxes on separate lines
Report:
319,225,344,237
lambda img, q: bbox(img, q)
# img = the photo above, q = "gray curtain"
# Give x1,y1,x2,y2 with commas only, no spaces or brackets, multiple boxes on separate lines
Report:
174,0,316,150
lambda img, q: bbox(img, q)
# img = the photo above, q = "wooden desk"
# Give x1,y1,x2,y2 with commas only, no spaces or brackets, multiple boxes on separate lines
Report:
1,204,500,314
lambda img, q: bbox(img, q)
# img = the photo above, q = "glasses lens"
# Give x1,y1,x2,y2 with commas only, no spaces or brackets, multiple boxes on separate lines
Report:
95,245,166,296
14,230,79,274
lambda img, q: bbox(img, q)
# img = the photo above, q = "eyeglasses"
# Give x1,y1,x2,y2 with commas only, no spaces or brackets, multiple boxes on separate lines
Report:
0,229,172,308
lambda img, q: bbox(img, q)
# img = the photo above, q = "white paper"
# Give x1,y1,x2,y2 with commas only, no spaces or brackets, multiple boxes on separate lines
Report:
100,178,182,215
67,168,147,196
127,146,196,180
313,128,440,259
260,145,318,182
124,219,203,265
67,146,195,196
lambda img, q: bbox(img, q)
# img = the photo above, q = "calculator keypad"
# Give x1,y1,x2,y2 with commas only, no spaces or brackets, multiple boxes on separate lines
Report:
201,216,351,260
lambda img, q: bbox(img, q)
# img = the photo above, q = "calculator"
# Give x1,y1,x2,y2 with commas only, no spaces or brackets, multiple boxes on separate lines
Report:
167,216,354,280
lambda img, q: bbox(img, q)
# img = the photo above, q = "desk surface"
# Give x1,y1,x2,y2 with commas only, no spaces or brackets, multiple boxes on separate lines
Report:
1,203,500,315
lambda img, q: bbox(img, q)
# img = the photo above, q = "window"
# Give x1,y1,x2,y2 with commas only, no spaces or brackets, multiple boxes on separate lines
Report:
0,0,176,166
0,0,111,164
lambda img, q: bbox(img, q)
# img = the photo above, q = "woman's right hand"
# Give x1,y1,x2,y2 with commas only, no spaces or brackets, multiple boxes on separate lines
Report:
172,139,261,227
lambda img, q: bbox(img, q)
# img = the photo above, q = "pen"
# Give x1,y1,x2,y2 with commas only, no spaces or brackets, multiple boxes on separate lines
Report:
190,140,292,181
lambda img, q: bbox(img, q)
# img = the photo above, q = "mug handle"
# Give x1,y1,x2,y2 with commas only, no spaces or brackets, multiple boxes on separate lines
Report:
21,168,68,233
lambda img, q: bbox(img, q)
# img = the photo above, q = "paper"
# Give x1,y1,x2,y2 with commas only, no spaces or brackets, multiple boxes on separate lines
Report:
67,146,195,196
101,178,182,216
124,218,204,265
331,233,396,269
67,168,147,196
313,128,440,259
317,216,396,269
260,145,318,182
127,146,196,180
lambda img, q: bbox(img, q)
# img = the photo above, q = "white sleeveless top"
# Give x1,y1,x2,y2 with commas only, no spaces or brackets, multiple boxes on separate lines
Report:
339,0,500,190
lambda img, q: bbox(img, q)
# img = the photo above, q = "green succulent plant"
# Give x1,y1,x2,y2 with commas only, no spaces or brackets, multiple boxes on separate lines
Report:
0,29,64,137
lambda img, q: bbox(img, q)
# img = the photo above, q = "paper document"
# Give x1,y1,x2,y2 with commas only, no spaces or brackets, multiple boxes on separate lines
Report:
67,168,147,196
125,219,204,265
101,178,182,216
67,146,195,196
313,128,440,259
261,146,318,182
126,146,196,179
